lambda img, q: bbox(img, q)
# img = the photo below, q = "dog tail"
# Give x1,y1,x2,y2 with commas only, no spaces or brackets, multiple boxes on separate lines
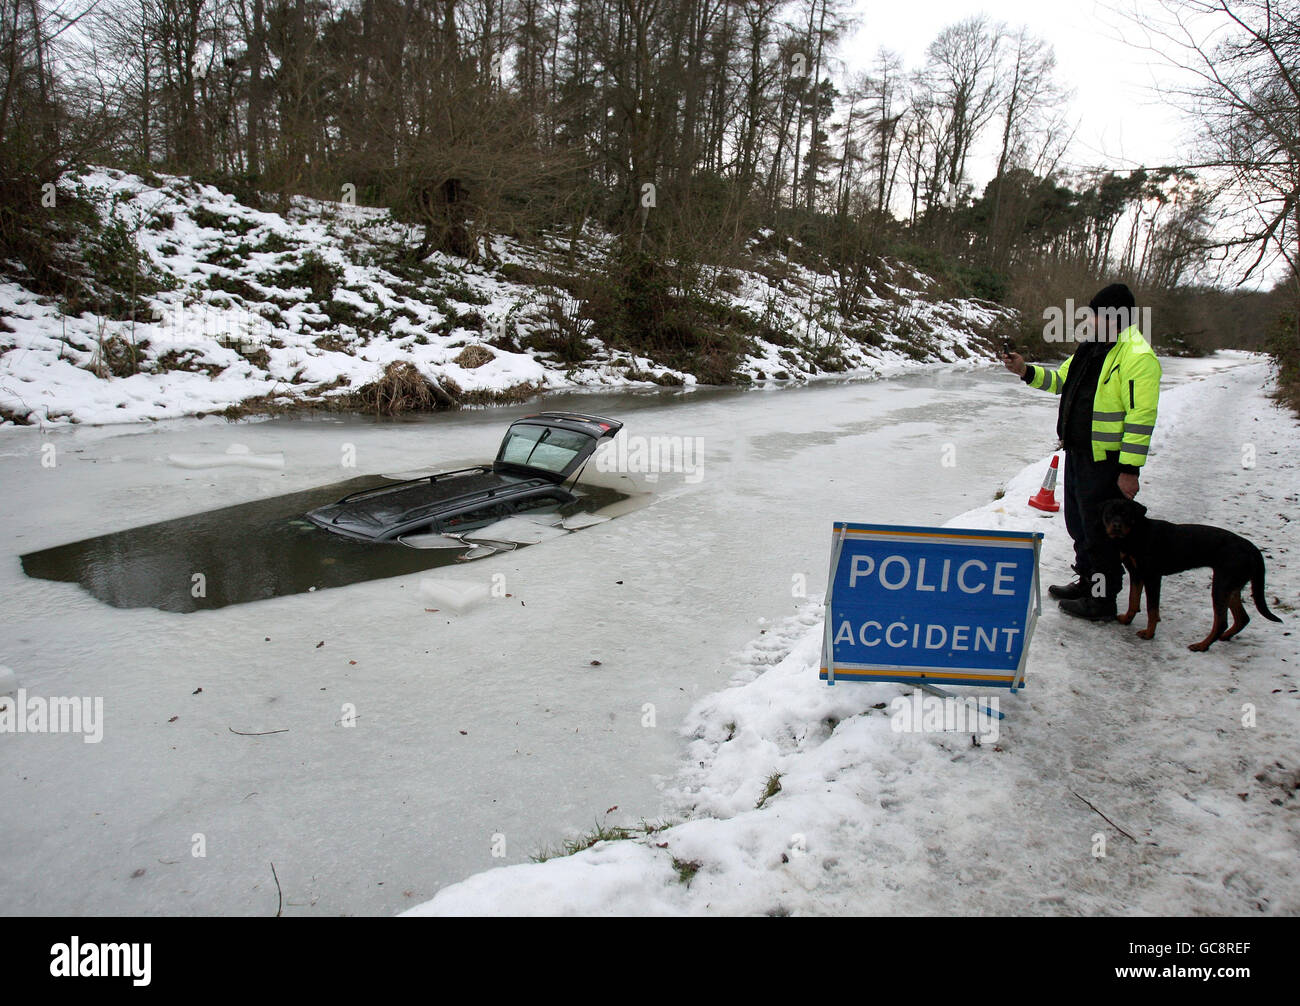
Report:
1252,550,1283,622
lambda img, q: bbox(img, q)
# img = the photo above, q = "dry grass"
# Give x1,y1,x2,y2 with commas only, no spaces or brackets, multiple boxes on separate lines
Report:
459,380,542,405
1274,359,1300,419
211,368,538,421
218,393,302,420
454,344,495,369
153,348,224,376
348,361,462,414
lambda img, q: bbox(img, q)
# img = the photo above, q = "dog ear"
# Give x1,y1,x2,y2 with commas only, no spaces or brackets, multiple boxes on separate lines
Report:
1130,500,1148,518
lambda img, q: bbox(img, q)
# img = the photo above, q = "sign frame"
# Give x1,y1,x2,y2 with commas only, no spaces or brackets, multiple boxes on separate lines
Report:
821,522,1044,691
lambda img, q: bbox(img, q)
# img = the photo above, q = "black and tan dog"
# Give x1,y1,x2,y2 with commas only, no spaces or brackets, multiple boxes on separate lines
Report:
1100,498,1282,652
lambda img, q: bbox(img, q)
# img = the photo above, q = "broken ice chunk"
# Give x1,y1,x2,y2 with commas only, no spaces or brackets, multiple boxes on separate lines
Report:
464,517,571,546
399,533,475,550
167,444,285,470
459,543,509,560
419,578,491,614
560,513,611,530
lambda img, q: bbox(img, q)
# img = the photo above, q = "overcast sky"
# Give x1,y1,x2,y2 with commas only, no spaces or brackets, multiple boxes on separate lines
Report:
842,0,1196,187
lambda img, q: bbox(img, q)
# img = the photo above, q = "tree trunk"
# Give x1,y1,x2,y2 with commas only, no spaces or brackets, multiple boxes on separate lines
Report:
247,0,264,174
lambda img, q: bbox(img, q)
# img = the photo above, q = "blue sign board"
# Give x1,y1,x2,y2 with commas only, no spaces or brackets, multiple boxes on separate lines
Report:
821,523,1044,689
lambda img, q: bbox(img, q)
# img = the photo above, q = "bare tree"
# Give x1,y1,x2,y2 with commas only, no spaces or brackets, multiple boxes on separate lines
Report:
1120,0,1299,341
864,47,904,219
1,0,99,175
986,26,1068,266
923,15,1005,211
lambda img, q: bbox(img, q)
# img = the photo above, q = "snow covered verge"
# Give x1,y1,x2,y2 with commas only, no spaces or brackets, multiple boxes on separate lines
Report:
406,358,1300,916
0,167,1013,426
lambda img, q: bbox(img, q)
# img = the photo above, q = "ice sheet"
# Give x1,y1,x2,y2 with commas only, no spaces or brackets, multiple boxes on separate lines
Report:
0,357,1263,916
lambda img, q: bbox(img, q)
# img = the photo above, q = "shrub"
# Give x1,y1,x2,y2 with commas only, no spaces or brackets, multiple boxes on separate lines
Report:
192,206,256,235
77,213,175,319
192,172,266,210
207,273,262,301
260,251,343,301
257,232,294,254
527,288,595,365
1269,311,1299,417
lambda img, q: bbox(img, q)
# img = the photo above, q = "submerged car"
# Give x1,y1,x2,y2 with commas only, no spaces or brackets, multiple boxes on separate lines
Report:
305,411,624,543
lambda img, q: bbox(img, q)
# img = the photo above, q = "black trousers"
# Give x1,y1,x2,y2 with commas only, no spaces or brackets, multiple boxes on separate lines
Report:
1062,447,1126,599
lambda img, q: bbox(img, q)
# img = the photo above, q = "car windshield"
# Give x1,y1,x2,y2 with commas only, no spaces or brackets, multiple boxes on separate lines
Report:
498,425,593,475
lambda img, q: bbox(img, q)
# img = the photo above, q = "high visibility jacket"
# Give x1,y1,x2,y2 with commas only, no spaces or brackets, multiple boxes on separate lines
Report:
1026,325,1161,468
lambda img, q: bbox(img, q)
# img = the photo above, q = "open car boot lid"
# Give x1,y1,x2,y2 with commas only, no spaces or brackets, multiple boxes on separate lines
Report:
491,412,623,484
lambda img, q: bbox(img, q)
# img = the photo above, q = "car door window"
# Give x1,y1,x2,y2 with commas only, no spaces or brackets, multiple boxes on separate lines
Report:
435,501,515,533
512,493,568,517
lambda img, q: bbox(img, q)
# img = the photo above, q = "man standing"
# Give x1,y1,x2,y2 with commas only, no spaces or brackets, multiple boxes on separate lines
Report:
1002,283,1161,620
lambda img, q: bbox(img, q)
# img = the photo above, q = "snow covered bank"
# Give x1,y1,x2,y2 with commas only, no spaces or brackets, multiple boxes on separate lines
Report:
407,358,1300,916
0,168,1012,426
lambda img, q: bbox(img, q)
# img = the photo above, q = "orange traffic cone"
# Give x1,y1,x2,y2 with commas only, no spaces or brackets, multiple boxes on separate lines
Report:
1028,454,1061,513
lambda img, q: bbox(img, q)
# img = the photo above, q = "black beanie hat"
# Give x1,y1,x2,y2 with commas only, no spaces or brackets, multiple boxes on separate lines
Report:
1088,282,1136,313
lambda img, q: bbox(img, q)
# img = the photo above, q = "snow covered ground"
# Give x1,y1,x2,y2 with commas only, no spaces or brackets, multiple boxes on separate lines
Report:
0,352,1289,916
0,167,1010,426
408,353,1300,916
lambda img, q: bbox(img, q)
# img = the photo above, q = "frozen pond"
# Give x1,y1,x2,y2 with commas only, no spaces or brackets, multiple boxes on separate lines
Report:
0,355,1250,915
20,476,633,612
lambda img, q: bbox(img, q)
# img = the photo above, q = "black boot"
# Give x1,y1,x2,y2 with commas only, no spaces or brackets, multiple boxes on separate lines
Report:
1059,596,1117,622
1048,579,1086,601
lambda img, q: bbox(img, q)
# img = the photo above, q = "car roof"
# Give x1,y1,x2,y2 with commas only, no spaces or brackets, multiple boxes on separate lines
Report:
306,468,557,541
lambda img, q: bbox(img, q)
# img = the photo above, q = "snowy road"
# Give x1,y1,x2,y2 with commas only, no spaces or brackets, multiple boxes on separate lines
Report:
0,354,1269,915
414,353,1300,917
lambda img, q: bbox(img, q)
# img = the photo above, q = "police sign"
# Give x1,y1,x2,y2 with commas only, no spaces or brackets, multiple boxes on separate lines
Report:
821,523,1044,689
